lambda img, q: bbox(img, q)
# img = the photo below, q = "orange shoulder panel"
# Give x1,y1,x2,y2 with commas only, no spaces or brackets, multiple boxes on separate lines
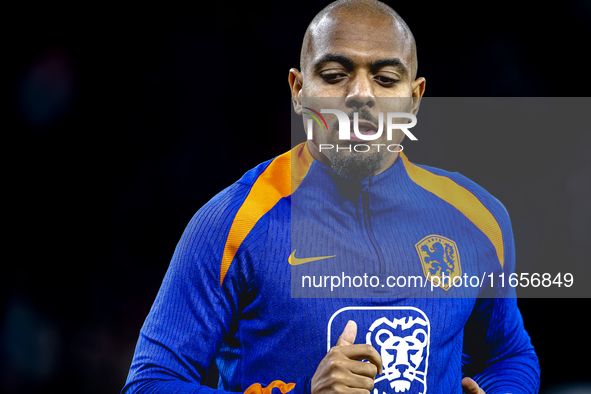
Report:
399,152,505,268
219,142,314,285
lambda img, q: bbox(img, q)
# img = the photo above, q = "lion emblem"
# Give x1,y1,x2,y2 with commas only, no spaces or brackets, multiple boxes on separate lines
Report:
366,315,430,394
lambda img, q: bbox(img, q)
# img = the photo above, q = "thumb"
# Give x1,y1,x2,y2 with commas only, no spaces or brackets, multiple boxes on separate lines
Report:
336,320,357,346
461,377,484,394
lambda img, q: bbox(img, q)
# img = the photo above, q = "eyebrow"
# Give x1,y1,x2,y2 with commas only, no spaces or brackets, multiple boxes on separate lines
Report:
313,54,408,75
313,54,354,71
369,58,408,74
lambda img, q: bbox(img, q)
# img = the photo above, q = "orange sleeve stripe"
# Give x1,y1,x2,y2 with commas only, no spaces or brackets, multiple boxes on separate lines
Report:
399,152,505,268
220,142,314,285
244,380,296,394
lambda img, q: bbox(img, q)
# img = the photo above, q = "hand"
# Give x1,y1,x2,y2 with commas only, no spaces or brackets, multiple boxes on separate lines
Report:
311,320,383,394
462,377,486,394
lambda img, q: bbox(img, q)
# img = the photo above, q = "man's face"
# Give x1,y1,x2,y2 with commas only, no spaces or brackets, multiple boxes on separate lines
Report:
291,10,425,178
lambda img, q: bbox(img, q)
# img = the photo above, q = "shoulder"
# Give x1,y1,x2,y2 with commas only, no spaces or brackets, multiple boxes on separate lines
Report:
414,162,510,225
400,155,513,269
190,143,310,243
415,164,510,227
179,156,276,247
176,150,296,285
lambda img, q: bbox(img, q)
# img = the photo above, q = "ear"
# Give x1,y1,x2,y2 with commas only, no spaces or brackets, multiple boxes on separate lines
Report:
289,68,304,115
410,77,426,116
412,329,427,345
375,328,394,347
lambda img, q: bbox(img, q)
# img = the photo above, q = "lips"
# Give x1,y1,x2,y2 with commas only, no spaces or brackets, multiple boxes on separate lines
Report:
350,119,378,141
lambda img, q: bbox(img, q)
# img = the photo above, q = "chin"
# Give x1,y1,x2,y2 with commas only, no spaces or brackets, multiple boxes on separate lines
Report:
328,148,383,179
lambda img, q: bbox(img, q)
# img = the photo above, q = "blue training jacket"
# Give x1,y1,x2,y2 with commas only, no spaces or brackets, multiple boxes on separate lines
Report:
123,142,540,394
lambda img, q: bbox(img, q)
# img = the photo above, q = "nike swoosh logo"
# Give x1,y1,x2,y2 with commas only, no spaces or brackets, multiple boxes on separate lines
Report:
288,249,336,266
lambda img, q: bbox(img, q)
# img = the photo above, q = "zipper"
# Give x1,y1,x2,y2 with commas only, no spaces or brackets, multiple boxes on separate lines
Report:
361,187,386,275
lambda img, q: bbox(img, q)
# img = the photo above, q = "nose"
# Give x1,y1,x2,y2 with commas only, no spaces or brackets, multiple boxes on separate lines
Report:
395,364,409,375
345,73,376,110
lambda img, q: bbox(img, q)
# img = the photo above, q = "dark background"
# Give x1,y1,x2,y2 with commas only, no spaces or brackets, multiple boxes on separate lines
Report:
5,1,591,393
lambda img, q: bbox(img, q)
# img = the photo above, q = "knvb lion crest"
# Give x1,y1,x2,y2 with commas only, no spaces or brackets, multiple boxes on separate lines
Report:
415,235,461,291
366,315,430,394
327,307,431,394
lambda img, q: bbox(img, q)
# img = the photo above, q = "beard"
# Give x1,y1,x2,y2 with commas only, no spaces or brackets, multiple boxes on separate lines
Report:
326,143,386,180
324,107,388,180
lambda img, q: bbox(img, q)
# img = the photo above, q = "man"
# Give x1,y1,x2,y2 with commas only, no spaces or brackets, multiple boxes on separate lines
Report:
123,1,540,393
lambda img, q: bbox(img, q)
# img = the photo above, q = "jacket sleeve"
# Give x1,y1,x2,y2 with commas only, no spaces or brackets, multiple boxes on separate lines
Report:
462,201,541,394
121,183,308,394
462,297,540,394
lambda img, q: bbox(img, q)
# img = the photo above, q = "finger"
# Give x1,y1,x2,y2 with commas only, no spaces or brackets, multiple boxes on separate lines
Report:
345,358,380,379
332,373,375,391
336,320,358,346
333,386,375,394
340,344,383,374
461,377,484,394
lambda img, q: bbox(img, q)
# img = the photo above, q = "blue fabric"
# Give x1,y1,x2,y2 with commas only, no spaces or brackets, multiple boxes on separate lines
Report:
123,149,540,394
